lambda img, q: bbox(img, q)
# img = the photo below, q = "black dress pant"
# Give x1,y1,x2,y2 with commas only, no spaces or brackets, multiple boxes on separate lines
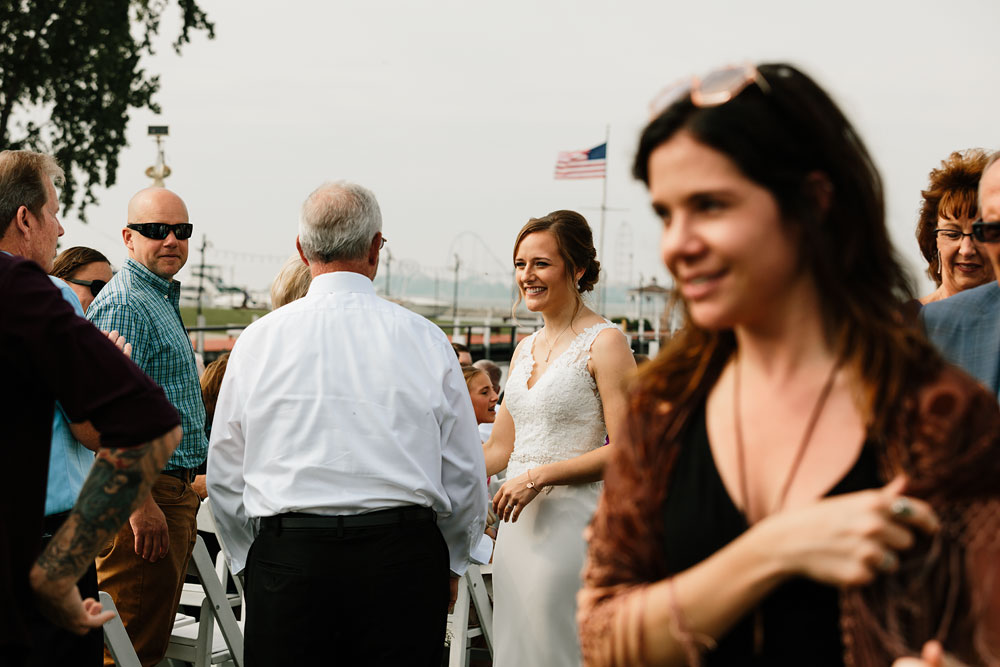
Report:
244,509,450,667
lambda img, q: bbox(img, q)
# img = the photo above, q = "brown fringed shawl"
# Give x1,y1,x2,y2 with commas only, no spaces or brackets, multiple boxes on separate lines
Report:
579,362,1000,666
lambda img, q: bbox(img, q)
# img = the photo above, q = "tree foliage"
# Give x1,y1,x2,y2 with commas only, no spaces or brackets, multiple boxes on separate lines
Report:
0,1,213,219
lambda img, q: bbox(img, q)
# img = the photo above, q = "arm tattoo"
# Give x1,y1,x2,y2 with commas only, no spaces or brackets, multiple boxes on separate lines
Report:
35,431,176,582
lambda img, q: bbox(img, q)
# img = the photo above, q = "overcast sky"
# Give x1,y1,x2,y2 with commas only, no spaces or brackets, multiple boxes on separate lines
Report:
56,0,1000,299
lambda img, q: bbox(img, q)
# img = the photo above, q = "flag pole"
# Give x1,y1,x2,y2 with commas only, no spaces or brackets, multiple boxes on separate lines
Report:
598,123,610,317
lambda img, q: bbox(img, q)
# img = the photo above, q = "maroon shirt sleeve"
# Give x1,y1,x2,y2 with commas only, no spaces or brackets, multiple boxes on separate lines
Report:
1,254,180,447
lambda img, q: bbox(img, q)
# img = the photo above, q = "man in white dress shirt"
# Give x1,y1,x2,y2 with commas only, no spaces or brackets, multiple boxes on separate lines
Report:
207,181,488,666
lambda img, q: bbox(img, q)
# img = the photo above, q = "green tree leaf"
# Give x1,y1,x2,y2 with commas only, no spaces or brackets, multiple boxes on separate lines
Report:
0,1,214,221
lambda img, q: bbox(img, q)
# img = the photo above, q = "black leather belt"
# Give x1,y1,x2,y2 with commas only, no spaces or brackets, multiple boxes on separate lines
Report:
161,468,195,483
260,506,436,531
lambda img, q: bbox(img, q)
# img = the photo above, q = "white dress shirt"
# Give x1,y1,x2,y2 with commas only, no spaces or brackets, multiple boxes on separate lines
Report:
207,271,488,575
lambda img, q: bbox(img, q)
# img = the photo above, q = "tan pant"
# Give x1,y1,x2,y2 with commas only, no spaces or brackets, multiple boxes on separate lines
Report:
97,473,200,667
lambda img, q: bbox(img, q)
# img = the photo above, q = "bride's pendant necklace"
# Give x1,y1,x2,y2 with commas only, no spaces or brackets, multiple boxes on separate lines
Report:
732,353,842,656
542,320,575,363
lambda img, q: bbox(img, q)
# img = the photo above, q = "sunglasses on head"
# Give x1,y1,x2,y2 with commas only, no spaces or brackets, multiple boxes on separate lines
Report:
126,222,194,241
65,278,107,297
972,220,1000,243
649,63,772,119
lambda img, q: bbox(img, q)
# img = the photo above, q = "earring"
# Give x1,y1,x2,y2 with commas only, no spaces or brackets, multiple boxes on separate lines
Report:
936,252,941,276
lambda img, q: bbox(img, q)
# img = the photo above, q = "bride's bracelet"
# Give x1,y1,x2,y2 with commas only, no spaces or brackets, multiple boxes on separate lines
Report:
526,468,542,493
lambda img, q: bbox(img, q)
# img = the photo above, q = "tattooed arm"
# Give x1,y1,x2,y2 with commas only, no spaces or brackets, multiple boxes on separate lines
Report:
28,425,181,634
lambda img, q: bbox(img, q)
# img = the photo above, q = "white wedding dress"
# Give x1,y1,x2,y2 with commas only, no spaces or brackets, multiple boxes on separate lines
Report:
492,321,618,667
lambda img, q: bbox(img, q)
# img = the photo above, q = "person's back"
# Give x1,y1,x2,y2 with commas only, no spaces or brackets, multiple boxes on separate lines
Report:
208,180,487,667
218,271,478,520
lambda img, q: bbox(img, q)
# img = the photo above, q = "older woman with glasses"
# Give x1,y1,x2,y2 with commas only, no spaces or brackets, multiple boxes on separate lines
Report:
576,63,1000,667
915,149,995,305
51,246,113,314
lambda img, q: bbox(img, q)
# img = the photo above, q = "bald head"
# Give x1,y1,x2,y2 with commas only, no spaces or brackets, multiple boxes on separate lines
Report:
977,157,1000,286
123,187,191,280
127,187,189,224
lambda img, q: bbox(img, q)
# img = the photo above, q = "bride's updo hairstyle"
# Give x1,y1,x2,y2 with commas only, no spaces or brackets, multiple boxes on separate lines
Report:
512,209,600,317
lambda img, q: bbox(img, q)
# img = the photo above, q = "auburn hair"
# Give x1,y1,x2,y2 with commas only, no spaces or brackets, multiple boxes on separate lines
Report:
915,148,993,284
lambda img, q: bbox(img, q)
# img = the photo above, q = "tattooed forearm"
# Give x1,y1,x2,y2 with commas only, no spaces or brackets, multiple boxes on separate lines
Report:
34,426,180,583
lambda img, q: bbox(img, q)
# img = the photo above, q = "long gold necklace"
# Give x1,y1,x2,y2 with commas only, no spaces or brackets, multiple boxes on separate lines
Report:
732,353,842,654
541,320,574,363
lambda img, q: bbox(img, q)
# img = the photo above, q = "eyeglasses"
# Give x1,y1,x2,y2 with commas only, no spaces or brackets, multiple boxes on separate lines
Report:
126,223,194,241
649,63,771,118
972,220,1000,243
379,235,388,250
934,228,977,244
65,278,107,297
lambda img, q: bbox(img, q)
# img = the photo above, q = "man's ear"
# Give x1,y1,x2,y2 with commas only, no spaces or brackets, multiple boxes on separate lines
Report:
368,233,382,265
13,206,31,237
122,226,134,252
296,236,310,266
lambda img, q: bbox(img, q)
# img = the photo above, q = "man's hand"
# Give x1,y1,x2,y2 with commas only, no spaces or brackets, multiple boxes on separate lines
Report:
191,474,208,500
102,329,132,359
29,564,115,635
130,494,169,561
448,574,460,613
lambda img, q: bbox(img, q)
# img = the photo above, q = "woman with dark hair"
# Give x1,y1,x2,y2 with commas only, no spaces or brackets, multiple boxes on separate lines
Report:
482,210,635,667
51,246,112,313
916,149,994,304
577,64,1000,667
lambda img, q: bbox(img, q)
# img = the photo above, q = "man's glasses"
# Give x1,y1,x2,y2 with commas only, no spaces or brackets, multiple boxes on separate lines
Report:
934,228,977,244
972,220,1000,243
379,235,388,250
65,278,107,297
649,64,772,118
126,223,194,241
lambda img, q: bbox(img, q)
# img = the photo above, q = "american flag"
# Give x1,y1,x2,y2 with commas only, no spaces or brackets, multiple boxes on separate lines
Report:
554,143,606,180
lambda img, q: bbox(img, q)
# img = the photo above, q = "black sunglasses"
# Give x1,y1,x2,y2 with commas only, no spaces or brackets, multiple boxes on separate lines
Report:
65,278,107,297
126,222,194,241
972,220,1000,243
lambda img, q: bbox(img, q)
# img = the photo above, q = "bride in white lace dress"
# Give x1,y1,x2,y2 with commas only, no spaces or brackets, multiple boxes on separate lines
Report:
483,210,635,667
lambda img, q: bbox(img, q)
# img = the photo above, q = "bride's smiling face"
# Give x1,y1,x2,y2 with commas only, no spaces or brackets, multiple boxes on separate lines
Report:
514,231,582,313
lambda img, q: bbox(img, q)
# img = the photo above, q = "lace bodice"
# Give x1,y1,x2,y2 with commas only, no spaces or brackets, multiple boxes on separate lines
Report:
503,321,619,478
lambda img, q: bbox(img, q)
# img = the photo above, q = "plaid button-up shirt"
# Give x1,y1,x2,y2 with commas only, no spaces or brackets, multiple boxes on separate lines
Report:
87,258,207,470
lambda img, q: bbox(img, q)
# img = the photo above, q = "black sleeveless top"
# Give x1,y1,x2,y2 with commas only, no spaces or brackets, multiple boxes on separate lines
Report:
661,402,881,666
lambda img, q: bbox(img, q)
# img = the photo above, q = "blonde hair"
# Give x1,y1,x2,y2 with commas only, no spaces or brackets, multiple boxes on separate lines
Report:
462,364,487,389
270,255,312,309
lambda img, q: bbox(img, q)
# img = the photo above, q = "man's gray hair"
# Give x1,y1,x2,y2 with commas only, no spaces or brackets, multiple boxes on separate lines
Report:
0,150,65,240
298,181,382,263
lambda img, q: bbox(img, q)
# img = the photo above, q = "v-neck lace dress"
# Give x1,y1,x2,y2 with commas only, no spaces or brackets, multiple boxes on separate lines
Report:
492,321,618,667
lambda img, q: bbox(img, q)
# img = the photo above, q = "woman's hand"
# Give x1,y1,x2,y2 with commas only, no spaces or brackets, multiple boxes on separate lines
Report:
892,640,968,667
760,475,940,588
491,470,543,522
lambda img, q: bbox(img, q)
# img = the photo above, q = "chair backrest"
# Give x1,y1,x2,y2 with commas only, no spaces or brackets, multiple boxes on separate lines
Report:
100,591,142,667
188,534,245,666
197,497,246,622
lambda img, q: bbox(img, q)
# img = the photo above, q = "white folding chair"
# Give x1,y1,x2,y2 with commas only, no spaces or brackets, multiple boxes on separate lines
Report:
446,563,494,667
100,591,142,667
164,535,244,667
179,501,243,624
